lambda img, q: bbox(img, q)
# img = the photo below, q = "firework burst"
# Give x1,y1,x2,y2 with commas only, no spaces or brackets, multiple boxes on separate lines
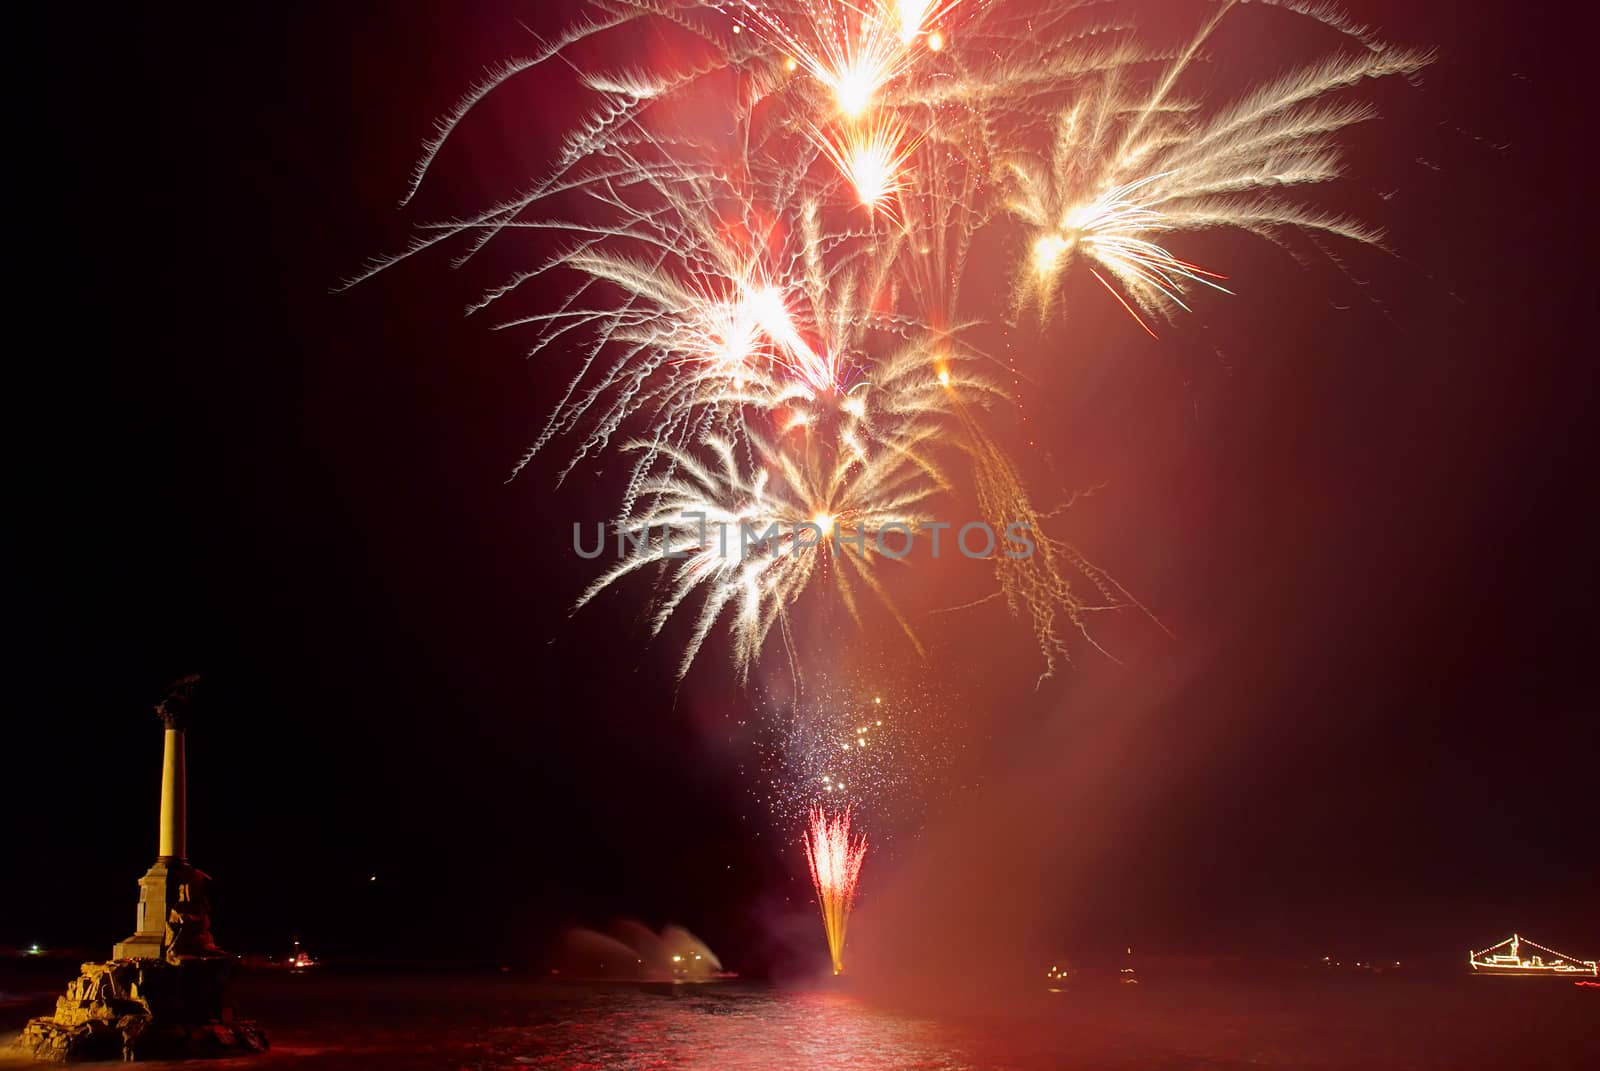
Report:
813,113,923,221
1004,3,1430,328
578,423,944,680
352,0,1428,682
729,0,956,118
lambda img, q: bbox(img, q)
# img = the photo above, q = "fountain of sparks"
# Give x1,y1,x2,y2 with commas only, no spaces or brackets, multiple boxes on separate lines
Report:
803,805,869,974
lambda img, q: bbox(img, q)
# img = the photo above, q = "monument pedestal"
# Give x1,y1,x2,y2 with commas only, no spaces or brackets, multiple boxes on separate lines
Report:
111,861,174,962
111,859,219,963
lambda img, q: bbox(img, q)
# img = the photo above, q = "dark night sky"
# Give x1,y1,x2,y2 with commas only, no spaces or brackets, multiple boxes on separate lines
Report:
6,2,1594,973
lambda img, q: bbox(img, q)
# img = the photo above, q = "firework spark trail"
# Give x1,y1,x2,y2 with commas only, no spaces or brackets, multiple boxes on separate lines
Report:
354,0,1428,681
804,805,868,974
953,403,1165,684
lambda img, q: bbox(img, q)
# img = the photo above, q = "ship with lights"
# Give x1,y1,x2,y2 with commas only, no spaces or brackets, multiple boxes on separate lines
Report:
1469,934,1597,978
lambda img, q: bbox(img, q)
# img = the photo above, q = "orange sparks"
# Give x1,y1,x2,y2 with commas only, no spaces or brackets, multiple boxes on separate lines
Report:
804,806,868,974
1089,268,1160,340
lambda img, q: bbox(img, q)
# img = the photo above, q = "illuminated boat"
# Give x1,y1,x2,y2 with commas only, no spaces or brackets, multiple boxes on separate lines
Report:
1469,934,1597,977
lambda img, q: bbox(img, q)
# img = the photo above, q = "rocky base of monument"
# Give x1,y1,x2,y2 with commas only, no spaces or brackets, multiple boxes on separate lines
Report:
14,960,268,1063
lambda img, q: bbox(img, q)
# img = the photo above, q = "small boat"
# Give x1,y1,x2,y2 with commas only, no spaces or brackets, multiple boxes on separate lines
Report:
1469,934,1597,977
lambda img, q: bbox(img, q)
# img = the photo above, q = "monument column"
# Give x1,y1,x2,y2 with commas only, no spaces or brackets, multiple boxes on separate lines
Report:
114,674,205,962
157,718,186,861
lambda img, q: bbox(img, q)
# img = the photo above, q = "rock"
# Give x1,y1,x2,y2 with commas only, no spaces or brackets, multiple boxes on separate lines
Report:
15,1019,123,1063
14,958,266,1063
